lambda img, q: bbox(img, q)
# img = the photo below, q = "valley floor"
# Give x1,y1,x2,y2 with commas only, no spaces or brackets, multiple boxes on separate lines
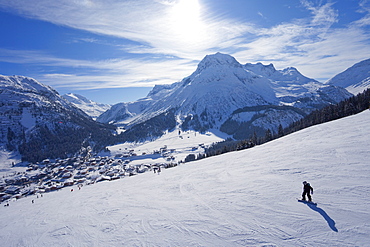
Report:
1,110,369,246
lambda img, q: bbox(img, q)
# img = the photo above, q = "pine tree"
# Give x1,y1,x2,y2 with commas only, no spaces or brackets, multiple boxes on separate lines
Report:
278,124,284,137
251,131,258,145
265,129,273,142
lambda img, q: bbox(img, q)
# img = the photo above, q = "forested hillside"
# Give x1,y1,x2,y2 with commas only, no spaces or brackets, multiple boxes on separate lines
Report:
205,88,370,158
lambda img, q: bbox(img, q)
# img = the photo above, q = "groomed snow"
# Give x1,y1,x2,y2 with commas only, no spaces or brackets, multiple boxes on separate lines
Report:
1,110,369,246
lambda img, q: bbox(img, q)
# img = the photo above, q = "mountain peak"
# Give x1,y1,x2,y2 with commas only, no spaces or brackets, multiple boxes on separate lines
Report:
64,93,91,104
326,58,370,94
244,62,276,77
196,52,242,71
62,93,111,118
0,74,58,95
98,52,352,139
281,67,300,75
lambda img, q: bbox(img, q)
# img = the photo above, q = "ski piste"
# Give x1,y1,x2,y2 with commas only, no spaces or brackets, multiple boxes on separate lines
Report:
297,198,317,206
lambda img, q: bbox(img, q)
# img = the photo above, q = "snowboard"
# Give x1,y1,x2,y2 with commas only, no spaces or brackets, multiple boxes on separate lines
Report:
297,198,317,206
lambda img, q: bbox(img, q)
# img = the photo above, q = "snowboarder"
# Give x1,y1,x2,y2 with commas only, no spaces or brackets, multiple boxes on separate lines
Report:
302,181,313,201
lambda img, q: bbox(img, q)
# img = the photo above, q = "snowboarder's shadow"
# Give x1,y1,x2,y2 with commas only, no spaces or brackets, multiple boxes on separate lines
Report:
306,203,338,232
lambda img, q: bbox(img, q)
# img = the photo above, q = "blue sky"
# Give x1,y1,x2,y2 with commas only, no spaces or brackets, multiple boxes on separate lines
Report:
1,0,370,104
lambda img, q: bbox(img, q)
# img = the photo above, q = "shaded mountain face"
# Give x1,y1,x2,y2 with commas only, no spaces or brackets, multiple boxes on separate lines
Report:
0,75,114,162
326,58,370,95
62,93,111,119
98,53,352,140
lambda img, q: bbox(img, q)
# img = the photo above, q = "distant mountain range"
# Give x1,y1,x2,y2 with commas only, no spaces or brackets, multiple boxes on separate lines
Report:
62,93,111,119
1,53,369,162
97,53,353,140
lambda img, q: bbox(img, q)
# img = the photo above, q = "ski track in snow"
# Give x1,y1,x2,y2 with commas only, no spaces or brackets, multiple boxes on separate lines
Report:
1,111,370,246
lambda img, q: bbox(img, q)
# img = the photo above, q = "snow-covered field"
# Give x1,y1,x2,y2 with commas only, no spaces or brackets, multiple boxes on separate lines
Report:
106,128,227,164
1,110,369,246
0,149,22,174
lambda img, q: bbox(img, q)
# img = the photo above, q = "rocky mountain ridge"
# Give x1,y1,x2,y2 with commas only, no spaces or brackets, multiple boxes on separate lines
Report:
0,75,114,162
98,53,352,140
62,93,111,119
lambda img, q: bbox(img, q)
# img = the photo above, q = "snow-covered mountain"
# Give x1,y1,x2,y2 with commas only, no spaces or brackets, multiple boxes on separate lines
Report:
326,58,370,95
98,52,351,140
1,110,369,246
0,75,113,162
62,93,111,119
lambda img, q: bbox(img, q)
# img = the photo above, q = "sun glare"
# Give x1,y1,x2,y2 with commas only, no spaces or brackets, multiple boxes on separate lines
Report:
169,0,207,46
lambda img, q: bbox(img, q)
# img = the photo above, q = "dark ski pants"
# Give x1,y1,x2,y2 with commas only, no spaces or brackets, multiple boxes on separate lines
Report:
302,191,312,201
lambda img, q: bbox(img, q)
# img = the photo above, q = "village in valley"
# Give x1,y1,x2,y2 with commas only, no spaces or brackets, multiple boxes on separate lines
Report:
0,145,182,205
1,124,223,206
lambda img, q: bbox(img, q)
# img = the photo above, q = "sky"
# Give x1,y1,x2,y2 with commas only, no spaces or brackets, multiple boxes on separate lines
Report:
0,0,370,104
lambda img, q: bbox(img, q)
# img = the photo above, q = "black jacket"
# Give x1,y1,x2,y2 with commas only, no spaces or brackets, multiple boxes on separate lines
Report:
303,183,313,193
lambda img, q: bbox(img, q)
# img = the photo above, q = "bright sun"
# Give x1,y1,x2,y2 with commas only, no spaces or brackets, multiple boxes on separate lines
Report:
169,0,206,45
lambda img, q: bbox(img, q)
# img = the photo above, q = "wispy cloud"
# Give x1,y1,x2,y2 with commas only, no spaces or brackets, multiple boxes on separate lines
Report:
257,12,267,20
0,48,88,67
354,0,370,26
0,0,242,58
301,0,338,28
0,48,197,89
0,0,370,87
233,1,370,80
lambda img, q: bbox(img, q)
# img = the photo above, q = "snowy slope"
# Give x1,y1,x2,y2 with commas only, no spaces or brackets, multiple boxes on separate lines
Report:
62,93,111,118
1,110,369,246
0,149,22,173
326,58,370,95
